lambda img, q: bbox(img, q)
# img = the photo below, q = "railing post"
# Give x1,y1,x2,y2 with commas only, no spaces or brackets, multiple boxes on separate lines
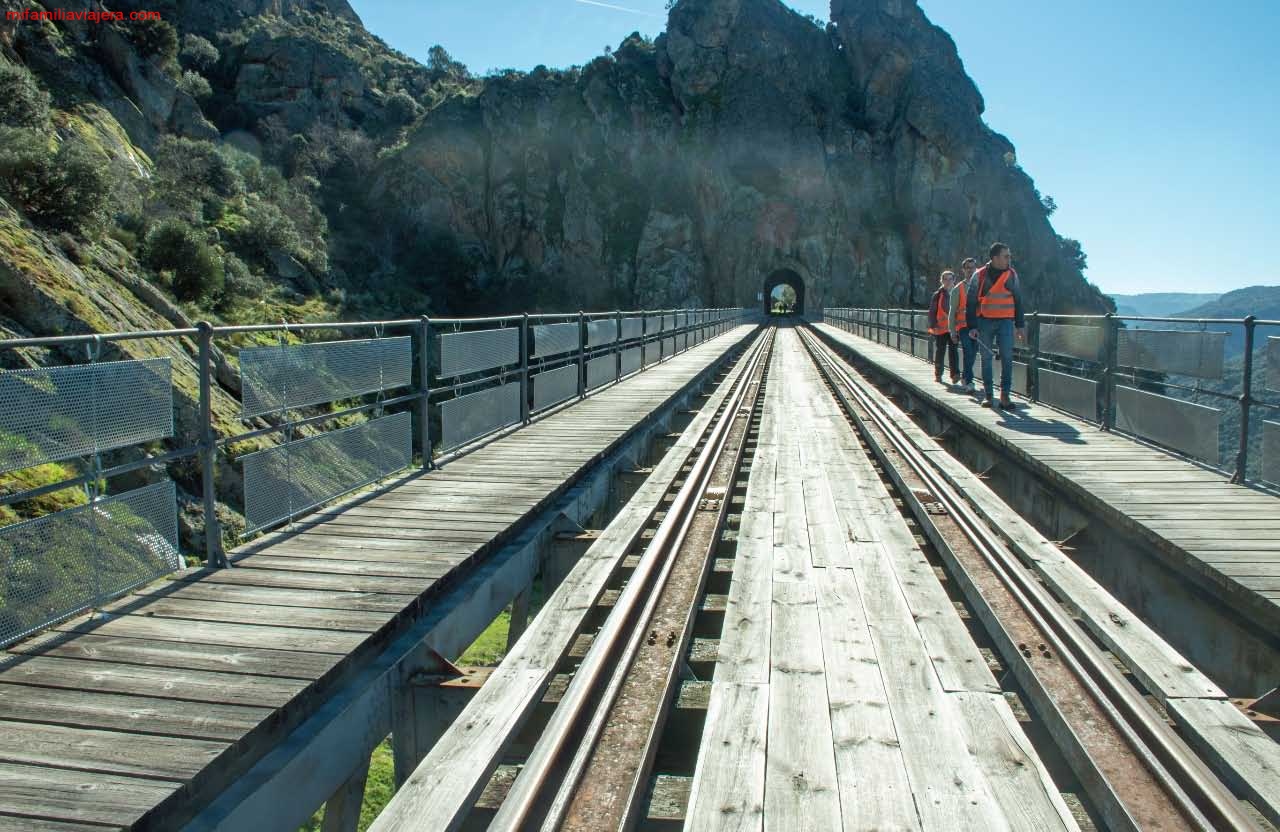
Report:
615,310,623,383
1101,312,1117,429
196,321,227,569
1029,311,1041,402
578,310,586,398
520,313,531,422
418,315,432,469
1234,315,1257,483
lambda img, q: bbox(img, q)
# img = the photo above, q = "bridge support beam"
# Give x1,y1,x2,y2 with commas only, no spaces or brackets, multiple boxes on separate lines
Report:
320,757,370,832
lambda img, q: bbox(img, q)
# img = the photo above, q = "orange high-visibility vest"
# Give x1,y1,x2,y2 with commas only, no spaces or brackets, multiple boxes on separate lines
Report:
927,289,949,335
976,266,1016,319
954,281,968,329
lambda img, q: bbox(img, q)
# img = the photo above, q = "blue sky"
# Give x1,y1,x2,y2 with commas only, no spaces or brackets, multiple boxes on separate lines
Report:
348,0,1279,297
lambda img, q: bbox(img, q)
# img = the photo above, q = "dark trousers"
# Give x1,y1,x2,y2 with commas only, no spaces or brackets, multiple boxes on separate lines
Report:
933,333,958,380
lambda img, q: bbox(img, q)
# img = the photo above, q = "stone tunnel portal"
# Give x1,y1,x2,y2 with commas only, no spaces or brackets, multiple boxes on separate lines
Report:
764,269,806,316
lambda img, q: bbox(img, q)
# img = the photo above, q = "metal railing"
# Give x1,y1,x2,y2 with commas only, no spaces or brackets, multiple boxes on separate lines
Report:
823,307,1280,487
0,305,747,648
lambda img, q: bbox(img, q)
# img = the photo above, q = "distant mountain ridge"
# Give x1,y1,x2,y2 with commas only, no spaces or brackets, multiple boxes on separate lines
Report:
1169,286,1280,322
1108,292,1220,319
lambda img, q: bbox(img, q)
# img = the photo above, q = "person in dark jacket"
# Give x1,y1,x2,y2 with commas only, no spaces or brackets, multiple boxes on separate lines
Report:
927,270,959,383
949,257,979,394
966,242,1026,409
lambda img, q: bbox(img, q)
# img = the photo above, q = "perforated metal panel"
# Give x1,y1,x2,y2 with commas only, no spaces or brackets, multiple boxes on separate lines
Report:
663,314,676,332
911,336,929,359
644,343,660,367
1115,385,1220,463
914,313,928,334
1039,368,1097,421
533,323,579,358
0,479,180,648
533,365,578,413
1012,361,1028,396
586,355,616,390
677,312,688,329
241,338,410,418
440,382,520,452
0,359,173,474
1263,421,1280,485
1267,338,1280,392
663,337,676,358
1117,329,1224,379
585,320,618,348
620,347,642,377
1039,324,1102,362
620,317,644,341
242,412,412,533
439,328,519,377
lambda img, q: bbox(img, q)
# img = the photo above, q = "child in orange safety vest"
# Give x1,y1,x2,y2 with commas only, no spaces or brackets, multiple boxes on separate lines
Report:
926,271,959,384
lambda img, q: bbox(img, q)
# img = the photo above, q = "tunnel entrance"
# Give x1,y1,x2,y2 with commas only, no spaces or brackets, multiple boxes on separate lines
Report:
763,269,805,316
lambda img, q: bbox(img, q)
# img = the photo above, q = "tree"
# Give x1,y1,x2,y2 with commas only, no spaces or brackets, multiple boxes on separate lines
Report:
0,60,50,128
143,219,225,302
1058,236,1087,273
0,130,112,233
180,35,220,71
1041,194,1057,216
426,45,468,78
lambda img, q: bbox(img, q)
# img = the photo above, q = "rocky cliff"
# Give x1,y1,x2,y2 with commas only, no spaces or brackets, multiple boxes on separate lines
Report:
0,0,1109,550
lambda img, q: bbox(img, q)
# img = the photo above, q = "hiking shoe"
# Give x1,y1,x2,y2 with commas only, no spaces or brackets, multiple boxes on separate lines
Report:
950,375,961,384
934,374,943,383
980,398,993,408
998,398,1014,410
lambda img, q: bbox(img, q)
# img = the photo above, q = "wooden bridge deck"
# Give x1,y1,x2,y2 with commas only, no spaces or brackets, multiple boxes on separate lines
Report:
814,323,1280,638
0,325,755,831
688,327,1077,830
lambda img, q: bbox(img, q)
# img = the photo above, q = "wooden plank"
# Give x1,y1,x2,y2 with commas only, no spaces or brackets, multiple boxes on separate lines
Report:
715,444,775,686
133,580,415,614
8,631,337,680
683,682,768,832
0,684,269,742
815,566,919,831
1165,697,1280,829
0,816,111,831
53,613,365,655
0,654,306,708
765,579,841,830
0,762,177,828
949,693,1078,831
0,721,226,781
103,595,390,633
171,567,434,595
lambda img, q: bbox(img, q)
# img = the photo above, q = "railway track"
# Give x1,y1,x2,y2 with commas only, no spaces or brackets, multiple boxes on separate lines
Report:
796,325,1259,832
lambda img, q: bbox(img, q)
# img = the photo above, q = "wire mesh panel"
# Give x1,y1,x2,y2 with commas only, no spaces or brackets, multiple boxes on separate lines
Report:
677,312,688,329
620,347,642,377
439,328,519,378
663,314,676,332
914,312,928,334
1039,368,1098,421
663,337,676,358
643,343,660,367
911,336,929,359
440,381,520,452
0,479,180,648
0,358,173,474
1267,338,1280,392
242,411,412,533
620,317,644,341
532,365,578,413
1115,385,1220,463
533,323,579,358
1117,329,1225,379
1263,421,1280,485
586,320,618,348
241,337,411,418
586,355,616,390
1039,324,1103,362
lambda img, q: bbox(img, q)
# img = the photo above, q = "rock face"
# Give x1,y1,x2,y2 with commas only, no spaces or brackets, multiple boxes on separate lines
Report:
374,0,1107,314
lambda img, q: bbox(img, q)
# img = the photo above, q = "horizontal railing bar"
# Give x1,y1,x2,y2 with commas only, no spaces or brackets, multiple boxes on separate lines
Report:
0,328,200,349
222,392,421,448
0,443,201,507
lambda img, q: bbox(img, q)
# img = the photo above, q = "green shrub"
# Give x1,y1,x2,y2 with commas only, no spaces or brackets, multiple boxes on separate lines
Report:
226,199,301,263
127,18,179,63
220,251,265,300
0,128,112,233
385,90,418,125
178,70,213,100
180,34,219,71
142,218,224,302
0,60,50,128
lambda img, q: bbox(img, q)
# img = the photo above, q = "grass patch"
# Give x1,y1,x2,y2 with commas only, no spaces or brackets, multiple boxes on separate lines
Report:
458,608,511,666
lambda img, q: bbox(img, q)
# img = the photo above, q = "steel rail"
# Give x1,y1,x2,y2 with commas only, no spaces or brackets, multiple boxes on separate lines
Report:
490,327,772,831
797,326,1258,832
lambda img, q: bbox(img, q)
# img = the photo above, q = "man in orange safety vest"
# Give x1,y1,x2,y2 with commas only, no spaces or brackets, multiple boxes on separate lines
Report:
965,242,1026,409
